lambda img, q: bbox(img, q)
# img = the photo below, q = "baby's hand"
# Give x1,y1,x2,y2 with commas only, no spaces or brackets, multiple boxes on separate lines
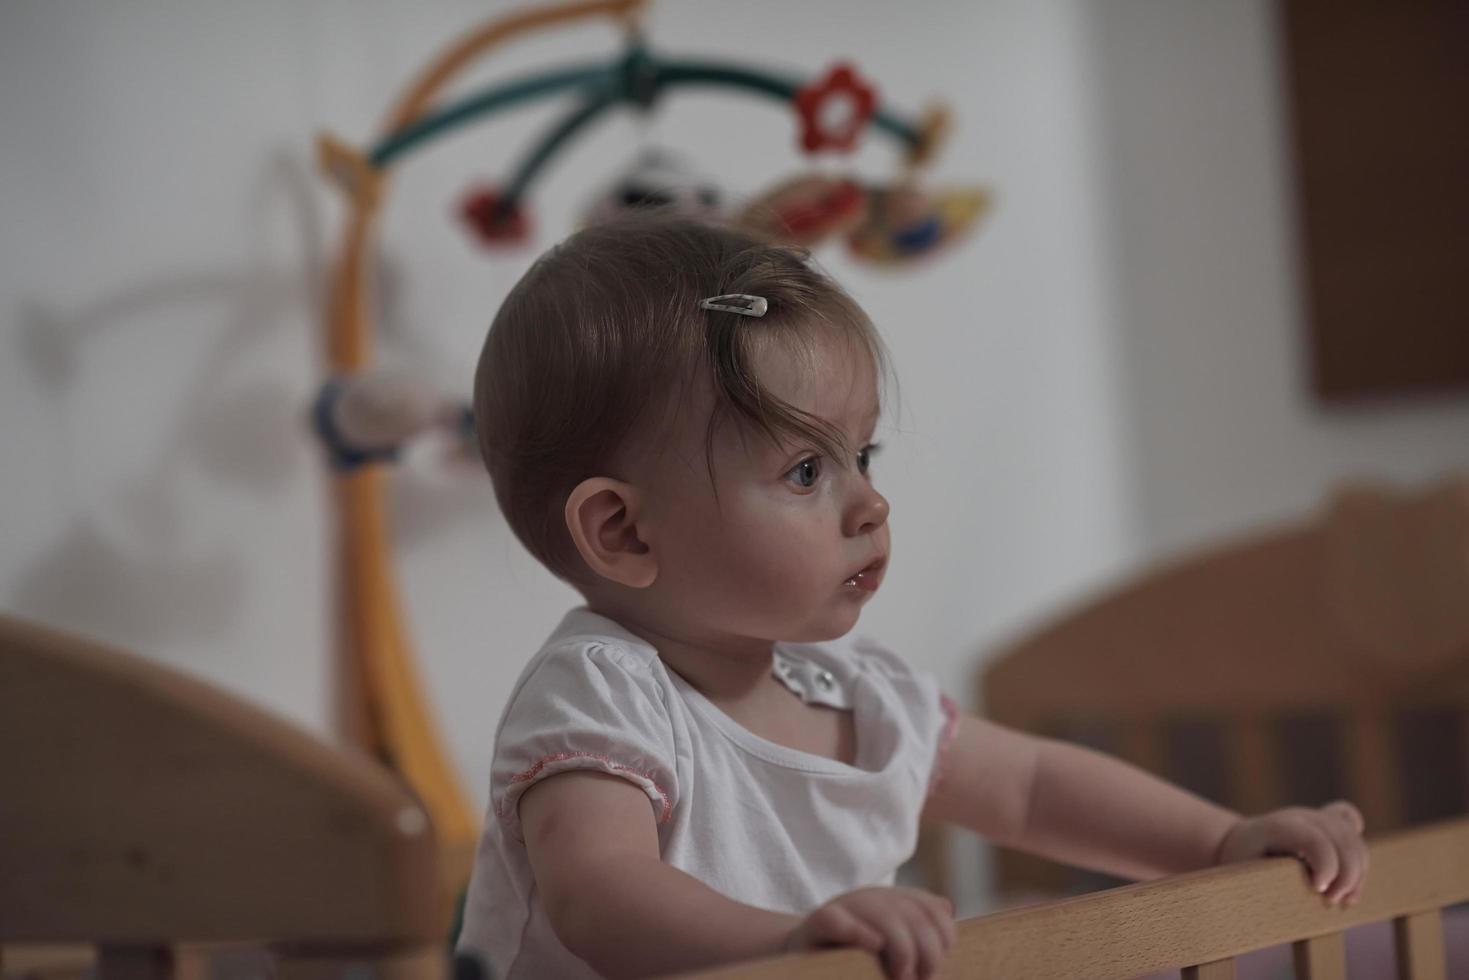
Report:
784,885,955,980
1216,800,1369,906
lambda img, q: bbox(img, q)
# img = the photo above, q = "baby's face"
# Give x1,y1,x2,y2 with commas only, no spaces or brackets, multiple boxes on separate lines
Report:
633,333,890,646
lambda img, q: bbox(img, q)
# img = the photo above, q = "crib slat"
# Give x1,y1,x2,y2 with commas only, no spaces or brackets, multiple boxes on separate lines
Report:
97,945,174,980
272,943,445,980
1224,715,1276,815
1291,932,1346,980
1117,718,1167,777
1394,910,1447,980
1182,958,1235,980
1345,707,1399,831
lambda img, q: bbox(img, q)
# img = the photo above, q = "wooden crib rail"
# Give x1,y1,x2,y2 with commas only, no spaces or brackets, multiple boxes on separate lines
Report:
677,817,1468,980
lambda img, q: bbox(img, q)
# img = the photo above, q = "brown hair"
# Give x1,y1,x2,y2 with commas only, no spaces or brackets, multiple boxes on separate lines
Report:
473,211,889,584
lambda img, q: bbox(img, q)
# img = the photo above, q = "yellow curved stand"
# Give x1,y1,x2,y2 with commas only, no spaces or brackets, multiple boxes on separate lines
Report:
317,0,649,924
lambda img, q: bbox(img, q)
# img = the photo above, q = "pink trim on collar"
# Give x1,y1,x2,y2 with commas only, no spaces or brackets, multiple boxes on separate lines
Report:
925,694,962,800
504,752,673,823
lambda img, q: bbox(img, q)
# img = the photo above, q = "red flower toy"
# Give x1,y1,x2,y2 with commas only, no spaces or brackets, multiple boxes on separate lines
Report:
793,63,877,154
459,184,531,247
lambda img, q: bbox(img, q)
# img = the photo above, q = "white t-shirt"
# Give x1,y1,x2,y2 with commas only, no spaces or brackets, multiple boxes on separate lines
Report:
457,607,958,980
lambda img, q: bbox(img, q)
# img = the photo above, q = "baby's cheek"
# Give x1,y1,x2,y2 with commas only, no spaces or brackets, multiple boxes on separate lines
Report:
728,526,829,594
703,492,835,591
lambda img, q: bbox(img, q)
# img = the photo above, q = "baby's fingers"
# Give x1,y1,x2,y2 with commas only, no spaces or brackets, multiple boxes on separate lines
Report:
908,919,946,980
1323,799,1365,835
1317,810,1369,905
1340,848,1370,907
1273,815,1340,895
1323,799,1369,905
877,917,919,980
875,899,946,980
814,904,884,954
913,892,958,952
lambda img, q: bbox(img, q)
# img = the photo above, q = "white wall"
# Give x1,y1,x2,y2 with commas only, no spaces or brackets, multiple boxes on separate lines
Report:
1081,1,1469,560
2,0,1465,913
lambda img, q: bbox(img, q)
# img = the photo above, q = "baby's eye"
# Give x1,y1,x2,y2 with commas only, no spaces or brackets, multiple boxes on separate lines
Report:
786,457,821,489
858,442,881,476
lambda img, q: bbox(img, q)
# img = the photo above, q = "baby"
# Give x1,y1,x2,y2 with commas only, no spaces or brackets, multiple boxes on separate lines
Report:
456,214,1368,980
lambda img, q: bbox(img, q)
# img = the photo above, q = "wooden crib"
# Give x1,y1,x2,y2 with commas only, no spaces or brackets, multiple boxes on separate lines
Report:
980,474,1469,900
4,470,1466,980
3,621,1463,980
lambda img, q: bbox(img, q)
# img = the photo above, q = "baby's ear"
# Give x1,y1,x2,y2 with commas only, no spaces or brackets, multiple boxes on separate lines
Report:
564,477,657,589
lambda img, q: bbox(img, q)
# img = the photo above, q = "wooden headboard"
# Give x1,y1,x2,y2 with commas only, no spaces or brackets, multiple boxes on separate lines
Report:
0,615,446,978
980,474,1469,897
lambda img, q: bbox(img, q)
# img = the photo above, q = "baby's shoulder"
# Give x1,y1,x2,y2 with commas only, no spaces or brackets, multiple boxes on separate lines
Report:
489,611,681,832
503,609,669,716
541,629,660,675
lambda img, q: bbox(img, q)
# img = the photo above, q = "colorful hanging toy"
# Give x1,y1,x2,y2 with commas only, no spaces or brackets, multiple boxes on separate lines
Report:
310,0,990,929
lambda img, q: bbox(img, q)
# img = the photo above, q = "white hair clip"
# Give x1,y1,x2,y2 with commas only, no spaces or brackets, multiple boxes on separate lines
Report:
699,293,768,317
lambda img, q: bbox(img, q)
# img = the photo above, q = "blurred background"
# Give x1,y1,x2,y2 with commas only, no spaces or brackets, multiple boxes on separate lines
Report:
2,0,1466,917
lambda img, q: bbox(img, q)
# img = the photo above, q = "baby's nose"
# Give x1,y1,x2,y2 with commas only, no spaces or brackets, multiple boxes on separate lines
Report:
847,486,890,535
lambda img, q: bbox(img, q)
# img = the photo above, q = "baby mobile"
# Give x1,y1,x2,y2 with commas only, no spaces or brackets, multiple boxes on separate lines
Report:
310,0,989,922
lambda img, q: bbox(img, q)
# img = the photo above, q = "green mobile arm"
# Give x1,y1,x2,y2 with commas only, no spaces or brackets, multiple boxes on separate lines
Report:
368,45,923,216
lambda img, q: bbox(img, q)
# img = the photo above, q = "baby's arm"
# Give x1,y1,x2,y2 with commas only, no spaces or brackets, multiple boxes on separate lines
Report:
924,715,1367,901
923,716,1235,879
521,771,955,979
520,771,793,977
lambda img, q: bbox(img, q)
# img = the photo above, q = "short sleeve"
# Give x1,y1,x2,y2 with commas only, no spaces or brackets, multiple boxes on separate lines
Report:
849,636,961,797
492,641,678,839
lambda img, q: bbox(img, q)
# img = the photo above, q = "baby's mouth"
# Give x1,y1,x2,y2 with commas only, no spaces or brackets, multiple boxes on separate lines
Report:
843,557,887,592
